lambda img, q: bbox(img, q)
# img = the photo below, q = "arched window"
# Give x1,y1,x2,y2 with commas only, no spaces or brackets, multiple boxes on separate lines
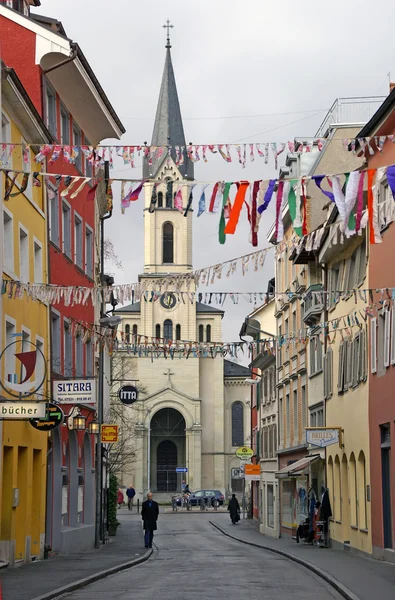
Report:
198,324,204,342
155,324,161,339
232,402,244,447
125,324,130,343
166,181,173,208
206,325,211,342
334,455,341,521
163,222,174,264
164,319,173,340
176,324,181,341
132,324,138,338
157,191,163,208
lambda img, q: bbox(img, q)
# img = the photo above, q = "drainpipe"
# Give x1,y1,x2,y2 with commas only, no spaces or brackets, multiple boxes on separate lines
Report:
43,43,78,76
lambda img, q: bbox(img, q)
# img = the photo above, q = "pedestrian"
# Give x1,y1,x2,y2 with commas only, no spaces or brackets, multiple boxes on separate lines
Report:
117,488,124,509
228,493,240,524
126,485,136,511
141,492,159,549
320,486,332,548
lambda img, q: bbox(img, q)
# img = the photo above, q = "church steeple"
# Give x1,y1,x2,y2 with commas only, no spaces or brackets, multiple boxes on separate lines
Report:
143,21,193,180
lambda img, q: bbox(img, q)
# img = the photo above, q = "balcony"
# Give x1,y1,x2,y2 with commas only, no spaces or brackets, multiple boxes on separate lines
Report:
315,96,386,138
303,284,324,326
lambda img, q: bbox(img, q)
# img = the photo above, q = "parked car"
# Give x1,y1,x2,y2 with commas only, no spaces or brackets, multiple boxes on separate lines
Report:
175,489,224,507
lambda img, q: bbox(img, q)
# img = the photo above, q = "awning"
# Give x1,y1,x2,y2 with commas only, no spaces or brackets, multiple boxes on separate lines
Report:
275,455,321,479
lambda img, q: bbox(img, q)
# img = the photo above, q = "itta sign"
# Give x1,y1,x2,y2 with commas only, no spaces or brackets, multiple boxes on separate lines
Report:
54,379,96,404
118,385,138,405
306,428,339,448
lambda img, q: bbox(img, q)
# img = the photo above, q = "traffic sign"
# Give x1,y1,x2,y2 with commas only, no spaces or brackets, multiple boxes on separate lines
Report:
30,403,64,431
235,446,254,459
118,385,139,405
176,467,188,473
101,424,119,443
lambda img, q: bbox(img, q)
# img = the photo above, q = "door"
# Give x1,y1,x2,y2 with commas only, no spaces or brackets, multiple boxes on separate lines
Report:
156,441,177,492
382,448,392,548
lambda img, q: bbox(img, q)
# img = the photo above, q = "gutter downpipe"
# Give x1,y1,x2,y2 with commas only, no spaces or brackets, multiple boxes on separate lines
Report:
43,43,78,75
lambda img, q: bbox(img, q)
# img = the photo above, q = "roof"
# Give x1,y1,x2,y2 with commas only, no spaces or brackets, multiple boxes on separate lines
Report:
114,301,223,315
224,360,250,378
275,455,321,478
143,46,193,180
30,13,67,37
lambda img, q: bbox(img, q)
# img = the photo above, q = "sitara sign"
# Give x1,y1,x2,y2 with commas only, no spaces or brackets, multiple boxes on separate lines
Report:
54,379,96,404
0,402,46,419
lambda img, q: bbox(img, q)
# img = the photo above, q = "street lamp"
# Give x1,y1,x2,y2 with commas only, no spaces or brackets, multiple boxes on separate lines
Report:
73,413,87,431
88,419,100,435
239,317,275,339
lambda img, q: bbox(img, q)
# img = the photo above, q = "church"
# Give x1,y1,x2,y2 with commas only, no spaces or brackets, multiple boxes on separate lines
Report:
113,31,251,500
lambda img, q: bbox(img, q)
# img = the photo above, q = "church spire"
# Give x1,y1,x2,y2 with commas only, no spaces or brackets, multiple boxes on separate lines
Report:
143,22,194,180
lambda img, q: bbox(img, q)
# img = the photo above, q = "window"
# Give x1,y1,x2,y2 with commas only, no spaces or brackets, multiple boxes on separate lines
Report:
231,402,244,446
292,309,297,336
49,187,60,247
323,348,333,399
378,182,391,231
85,138,93,178
309,336,322,376
293,389,298,440
85,226,93,277
310,405,324,427
45,84,57,137
350,453,358,527
86,339,93,377
176,324,181,341
74,214,83,268
357,238,367,286
263,373,268,403
132,324,138,338
357,451,367,529
155,324,161,339
328,262,343,307
267,485,275,528
301,385,306,431
163,222,174,264
157,192,163,208
3,209,14,273
73,124,82,171
351,329,367,386
163,319,173,340
35,337,45,396
198,324,204,342
75,334,83,377
344,251,357,294
166,181,173,208
338,338,350,393
371,317,377,374
334,455,342,521
125,325,130,343
279,394,283,445
64,320,72,376
1,113,12,168
51,312,61,373
19,226,29,282
62,201,71,257
34,240,43,283
60,106,70,145
206,325,211,342
285,393,290,445
277,324,282,366
5,319,16,380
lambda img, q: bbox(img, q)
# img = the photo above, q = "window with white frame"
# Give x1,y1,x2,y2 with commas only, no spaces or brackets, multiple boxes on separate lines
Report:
34,240,43,283
377,310,388,377
62,201,71,257
74,213,83,268
85,138,93,178
85,226,93,278
51,311,61,373
3,209,14,273
22,328,30,351
19,226,29,282
343,239,367,294
351,328,367,386
277,324,282,366
1,113,12,168
35,337,45,397
44,83,57,137
49,187,60,247
86,339,93,377
328,262,343,307
72,124,82,171
64,319,72,376
338,338,350,393
5,318,16,381
60,105,70,145
323,347,333,399
309,335,323,376
371,317,377,374
310,404,324,427
75,334,83,377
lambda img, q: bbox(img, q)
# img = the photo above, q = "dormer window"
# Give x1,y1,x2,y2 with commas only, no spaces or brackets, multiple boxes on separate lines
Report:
6,1,30,16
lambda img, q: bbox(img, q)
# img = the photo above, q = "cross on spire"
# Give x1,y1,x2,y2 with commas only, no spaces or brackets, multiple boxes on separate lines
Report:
163,19,174,49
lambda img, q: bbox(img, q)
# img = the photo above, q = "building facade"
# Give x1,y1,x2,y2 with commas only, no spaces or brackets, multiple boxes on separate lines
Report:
0,62,51,565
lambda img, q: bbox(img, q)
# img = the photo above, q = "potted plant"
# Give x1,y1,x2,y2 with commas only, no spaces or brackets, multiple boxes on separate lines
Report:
108,474,120,536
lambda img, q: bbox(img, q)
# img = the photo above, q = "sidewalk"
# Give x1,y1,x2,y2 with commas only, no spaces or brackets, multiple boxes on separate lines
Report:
0,510,150,600
211,514,395,600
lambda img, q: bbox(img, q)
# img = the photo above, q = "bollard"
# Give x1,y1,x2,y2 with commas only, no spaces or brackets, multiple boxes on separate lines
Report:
137,498,140,513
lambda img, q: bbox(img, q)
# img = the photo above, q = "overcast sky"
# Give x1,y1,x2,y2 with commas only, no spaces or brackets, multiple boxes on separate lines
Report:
36,0,394,345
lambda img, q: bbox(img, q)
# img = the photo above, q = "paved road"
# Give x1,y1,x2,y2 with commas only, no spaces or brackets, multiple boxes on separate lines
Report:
56,514,342,600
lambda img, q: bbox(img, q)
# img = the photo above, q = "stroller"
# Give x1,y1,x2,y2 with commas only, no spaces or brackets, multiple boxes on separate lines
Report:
296,515,314,544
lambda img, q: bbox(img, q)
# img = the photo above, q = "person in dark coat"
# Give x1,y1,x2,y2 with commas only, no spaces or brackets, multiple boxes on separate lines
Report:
141,492,159,548
228,493,240,524
320,486,332,547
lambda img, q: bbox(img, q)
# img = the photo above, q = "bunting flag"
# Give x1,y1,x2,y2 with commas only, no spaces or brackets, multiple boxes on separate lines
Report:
224,181,249,235
174,186,184,213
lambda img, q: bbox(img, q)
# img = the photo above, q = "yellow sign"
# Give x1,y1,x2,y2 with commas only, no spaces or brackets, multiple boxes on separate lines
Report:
235,446,254,459
101,424,118,443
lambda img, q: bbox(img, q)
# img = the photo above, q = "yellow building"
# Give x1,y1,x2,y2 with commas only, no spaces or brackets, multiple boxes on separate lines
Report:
0,63,52,565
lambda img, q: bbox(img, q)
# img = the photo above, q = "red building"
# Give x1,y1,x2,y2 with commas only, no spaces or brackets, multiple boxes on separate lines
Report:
0,2,124,552
355,88,395,562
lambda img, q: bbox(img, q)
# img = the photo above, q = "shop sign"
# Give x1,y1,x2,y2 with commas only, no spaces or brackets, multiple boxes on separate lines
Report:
306,428,339,448
0,402,46,419
118,385,138,405
235,446,254,459
30,403,64,431
101,424,118,443
54,379,96,404
244,464,260,481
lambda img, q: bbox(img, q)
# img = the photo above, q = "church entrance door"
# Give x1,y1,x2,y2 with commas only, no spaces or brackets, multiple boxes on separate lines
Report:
151,408,186,492
156,441,177,492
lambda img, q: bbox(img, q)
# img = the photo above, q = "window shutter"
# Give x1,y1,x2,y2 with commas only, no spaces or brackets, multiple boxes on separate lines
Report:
329,348,333,397
338,343,344,392
384,309,391,368
371,318,377,374
344,340,350,391
323,353,327,399
361,329,367,382
391,308,395,365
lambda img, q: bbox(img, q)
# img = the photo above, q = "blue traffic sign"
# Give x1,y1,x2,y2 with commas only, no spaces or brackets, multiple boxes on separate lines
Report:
176,467,188,473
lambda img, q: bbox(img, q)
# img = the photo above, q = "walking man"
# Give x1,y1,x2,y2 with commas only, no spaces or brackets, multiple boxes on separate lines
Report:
126,485,136,511
141,492,159,549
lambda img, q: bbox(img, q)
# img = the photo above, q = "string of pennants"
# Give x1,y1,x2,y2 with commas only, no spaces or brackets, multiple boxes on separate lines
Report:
2,135,395,171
